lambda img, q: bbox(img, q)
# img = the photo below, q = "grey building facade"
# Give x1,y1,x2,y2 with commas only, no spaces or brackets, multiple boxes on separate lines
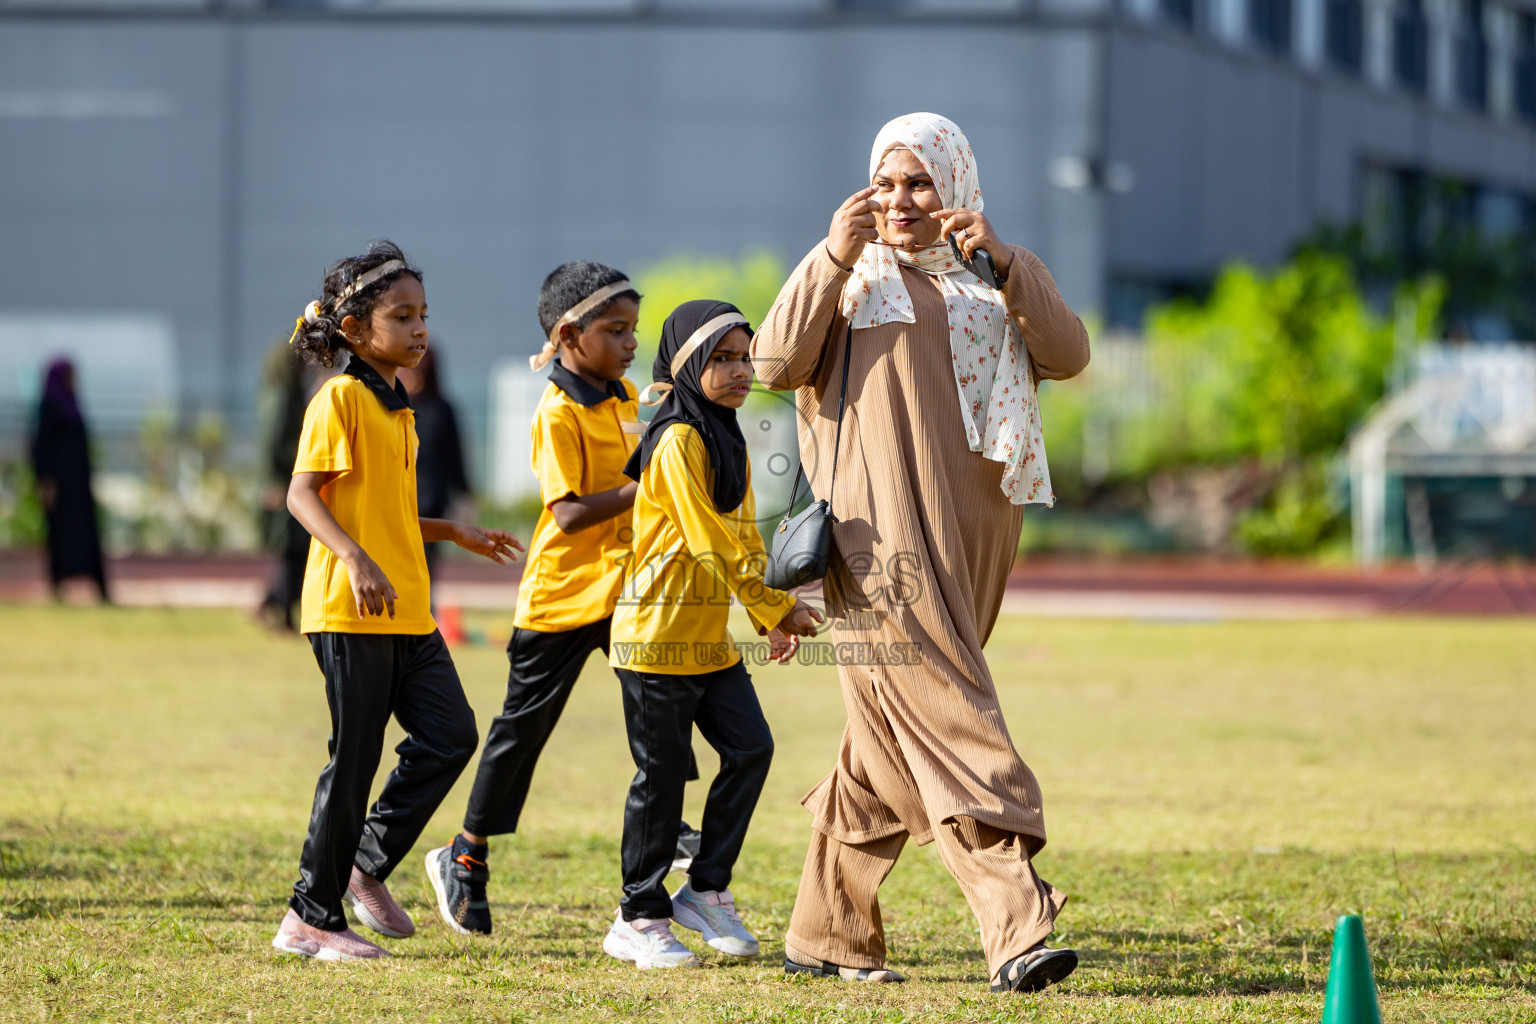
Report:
2,0,1534,475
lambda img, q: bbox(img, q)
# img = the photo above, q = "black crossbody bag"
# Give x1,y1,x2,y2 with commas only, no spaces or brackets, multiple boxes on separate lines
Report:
764,324,853,591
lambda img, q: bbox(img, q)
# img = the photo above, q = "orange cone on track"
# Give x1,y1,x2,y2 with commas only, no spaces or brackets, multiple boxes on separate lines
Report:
438,603,466,646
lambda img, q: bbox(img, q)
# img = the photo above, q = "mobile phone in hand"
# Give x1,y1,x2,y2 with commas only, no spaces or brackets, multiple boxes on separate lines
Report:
948,232,999,289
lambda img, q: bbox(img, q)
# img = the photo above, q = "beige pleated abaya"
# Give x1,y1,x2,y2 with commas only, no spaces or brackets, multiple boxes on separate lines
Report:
752,242,1090,977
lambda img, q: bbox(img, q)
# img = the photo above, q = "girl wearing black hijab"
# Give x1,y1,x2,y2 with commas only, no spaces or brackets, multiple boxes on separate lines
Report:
30,359,108,602
602,300,822,971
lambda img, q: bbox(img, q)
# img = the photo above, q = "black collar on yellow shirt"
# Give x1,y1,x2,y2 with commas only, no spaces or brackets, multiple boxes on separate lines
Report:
549,358,628,407
343,355,412,412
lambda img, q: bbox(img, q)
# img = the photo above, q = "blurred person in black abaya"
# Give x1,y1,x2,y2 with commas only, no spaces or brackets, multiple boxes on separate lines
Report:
256,340,312,631
29,358,109,602
398,345,470,580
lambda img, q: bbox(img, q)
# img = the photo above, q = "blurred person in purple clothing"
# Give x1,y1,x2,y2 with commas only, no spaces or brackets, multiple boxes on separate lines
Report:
29,358,109,602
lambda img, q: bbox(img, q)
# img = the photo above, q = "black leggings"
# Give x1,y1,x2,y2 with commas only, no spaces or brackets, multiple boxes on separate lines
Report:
290,630,478,931
617,661,773,920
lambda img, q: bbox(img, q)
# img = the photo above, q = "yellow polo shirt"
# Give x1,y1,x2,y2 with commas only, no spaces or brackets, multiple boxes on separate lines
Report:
512,362,640,631
610,423,796,675
296,358,435,636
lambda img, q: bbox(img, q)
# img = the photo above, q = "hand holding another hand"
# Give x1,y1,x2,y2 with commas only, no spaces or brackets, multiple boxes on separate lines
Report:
768,628,799,665
780,602,825,638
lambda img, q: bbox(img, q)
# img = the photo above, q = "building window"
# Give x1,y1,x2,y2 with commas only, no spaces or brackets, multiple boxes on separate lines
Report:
1453,0,1489,110
1516,11,1536,122
1475,187,1527,240
1325,0,1364,73
1361,164,1536,263
1106,276,1200,330
1393,0,1429,92
1362,165,1423,261
1161,0,1199,29
1250,0,1293,53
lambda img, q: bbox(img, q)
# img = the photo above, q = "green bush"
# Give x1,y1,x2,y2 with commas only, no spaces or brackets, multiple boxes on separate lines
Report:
1133,252,1442,554
1035,253,1442,556
474,495,547,546
0,460,45,550
631,251,787,370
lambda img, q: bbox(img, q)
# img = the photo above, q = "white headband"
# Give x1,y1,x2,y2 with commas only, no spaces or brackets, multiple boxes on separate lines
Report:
671,312,748,378
529,278,636,372
287,260,409,346
633,312,750,411
337,259,407,305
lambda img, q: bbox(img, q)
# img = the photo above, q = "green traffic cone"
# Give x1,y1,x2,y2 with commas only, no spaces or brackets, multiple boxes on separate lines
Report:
1321,914,1382,1024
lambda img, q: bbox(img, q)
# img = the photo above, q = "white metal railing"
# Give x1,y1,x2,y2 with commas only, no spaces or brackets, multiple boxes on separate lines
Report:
1350,342,1536,565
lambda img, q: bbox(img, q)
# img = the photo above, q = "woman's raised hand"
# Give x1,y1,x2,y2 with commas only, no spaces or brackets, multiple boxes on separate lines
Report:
931,208,1015,278
827,186,881,270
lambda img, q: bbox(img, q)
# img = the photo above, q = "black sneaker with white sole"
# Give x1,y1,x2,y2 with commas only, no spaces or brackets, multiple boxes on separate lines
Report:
672,821,702,872
425,835,491,935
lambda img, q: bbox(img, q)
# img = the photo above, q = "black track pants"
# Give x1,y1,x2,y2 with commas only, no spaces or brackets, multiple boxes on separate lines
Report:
290,630,478,931
461,618,613,837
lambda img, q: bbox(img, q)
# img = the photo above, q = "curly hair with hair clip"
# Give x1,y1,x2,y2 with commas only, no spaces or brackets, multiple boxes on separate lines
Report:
292,240,424,368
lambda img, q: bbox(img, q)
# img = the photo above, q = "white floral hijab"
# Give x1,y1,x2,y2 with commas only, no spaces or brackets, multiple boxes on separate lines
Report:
841,112,1053,506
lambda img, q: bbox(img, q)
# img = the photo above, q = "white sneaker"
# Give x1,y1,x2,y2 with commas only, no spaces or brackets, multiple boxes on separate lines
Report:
602,913,702,970
670,880,759,958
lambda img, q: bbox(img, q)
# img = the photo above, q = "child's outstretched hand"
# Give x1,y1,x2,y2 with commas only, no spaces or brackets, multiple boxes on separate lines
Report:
346,552,397,619
768,628,800,664
779,603,824,638
451,524,524,565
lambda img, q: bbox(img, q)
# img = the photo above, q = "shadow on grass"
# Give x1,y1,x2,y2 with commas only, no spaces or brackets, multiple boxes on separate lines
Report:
1067,927,1536,998
5,824,1535,1002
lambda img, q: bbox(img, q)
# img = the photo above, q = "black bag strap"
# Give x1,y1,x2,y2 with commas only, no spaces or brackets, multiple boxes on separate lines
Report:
781,322,854,521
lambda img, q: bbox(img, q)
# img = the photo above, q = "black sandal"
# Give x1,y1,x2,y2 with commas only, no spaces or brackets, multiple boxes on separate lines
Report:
991,946,1078,993
784,955,906,983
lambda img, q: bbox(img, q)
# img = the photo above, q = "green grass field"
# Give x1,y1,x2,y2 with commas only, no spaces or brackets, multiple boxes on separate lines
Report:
1,604,1533,1022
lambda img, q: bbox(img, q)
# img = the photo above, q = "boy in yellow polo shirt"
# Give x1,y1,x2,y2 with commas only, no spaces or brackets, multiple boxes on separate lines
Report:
270,242,522,962
601,300,822,970
427,262,658,936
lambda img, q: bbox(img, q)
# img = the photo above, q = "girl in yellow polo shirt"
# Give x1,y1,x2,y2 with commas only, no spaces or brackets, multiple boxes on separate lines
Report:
600,300,823,970
270,241,522,962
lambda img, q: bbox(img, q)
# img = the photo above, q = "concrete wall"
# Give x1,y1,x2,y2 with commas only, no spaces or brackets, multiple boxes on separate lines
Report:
8,6,1536,477
1104,22,1536,283
0,11,1099,477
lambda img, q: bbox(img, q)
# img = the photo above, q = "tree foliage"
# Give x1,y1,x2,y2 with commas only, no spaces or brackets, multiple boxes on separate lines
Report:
1039,252,1443,555
1134,252,1441,553
1138,252,1439,468
630,251,787,370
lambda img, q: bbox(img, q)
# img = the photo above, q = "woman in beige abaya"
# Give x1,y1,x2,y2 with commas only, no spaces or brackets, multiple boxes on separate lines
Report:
752,112,1091,993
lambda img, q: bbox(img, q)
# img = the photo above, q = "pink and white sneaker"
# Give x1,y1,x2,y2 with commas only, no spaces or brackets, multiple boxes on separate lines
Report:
671,880,759,957
601,913,701,970
344,868,415,938
271,909,390,961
